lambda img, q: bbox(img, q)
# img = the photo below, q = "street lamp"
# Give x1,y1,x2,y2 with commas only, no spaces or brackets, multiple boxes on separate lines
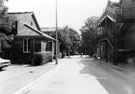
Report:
55,0,58,64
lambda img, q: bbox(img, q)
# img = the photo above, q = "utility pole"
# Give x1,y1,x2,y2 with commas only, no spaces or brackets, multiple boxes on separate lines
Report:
55,0,58,64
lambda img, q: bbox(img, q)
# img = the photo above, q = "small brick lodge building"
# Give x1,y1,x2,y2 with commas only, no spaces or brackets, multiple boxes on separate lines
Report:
3,12,55,64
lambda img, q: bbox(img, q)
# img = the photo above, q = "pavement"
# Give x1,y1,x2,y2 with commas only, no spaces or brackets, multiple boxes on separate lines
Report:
95,59,135,79
12,58,66,94
11,55,135,94
0,61,57,94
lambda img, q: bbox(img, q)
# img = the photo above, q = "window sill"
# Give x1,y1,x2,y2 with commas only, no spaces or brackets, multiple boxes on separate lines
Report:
23,52,30,53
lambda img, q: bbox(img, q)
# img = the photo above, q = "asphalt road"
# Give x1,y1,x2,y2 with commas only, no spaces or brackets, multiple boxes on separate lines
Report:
17,56,135,94
79,57,135,94
1,56,135,94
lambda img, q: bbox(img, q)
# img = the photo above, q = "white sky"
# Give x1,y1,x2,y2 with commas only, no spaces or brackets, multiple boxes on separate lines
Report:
5,0,119,32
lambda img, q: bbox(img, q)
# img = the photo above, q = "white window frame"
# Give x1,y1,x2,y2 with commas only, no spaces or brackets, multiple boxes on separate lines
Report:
23,38,31,53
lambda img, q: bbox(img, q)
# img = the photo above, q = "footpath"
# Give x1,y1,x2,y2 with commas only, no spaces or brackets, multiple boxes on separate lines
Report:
12,58,67,94
96,59,135,78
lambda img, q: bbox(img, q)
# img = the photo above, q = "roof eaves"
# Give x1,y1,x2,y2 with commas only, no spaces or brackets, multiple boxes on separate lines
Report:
24,24,55,41
31,13,41,31
24,24,42,35
107,15,116,22
97,14,116,27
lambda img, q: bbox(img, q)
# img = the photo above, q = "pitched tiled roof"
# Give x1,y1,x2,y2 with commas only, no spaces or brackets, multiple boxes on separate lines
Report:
97,1,120,26
8,12,41,30
8,12,55,41
98,0,135,25
8,12,33,23
108,1,119,8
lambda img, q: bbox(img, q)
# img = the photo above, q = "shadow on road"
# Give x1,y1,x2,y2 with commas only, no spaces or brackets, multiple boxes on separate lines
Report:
78,58,134,94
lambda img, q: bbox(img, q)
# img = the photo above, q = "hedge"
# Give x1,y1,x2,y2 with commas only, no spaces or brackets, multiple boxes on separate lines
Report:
33,51,52,66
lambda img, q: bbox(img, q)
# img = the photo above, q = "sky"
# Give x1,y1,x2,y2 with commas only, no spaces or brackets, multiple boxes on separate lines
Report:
5,0,119,33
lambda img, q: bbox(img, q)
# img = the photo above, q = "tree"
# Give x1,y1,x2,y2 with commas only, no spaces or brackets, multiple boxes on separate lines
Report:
68,28,81,55
51,26,81,57
0,0,16,58
80,16,99,56
58,26,81,57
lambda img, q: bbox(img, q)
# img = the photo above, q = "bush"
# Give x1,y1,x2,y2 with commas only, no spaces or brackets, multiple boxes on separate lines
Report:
34,52,53,66
34,53,43,66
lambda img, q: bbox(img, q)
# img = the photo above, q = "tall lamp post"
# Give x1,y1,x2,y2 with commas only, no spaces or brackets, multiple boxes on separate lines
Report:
55,0,58,64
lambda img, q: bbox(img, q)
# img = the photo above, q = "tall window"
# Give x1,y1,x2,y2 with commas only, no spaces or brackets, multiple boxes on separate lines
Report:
23,38,31,53
46,41,52,51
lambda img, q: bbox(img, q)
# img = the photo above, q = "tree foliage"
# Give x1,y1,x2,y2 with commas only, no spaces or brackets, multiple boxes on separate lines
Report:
52,26,81,56
67,28,81,55
0,0,16,49
80,16,99,56
58,27,81,56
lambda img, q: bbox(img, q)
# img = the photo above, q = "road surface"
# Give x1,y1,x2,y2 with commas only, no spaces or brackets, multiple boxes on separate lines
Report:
14,56,135,94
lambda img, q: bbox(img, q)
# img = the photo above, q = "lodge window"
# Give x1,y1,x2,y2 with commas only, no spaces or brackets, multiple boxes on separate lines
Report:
23,38,31,53
46,41,52,51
